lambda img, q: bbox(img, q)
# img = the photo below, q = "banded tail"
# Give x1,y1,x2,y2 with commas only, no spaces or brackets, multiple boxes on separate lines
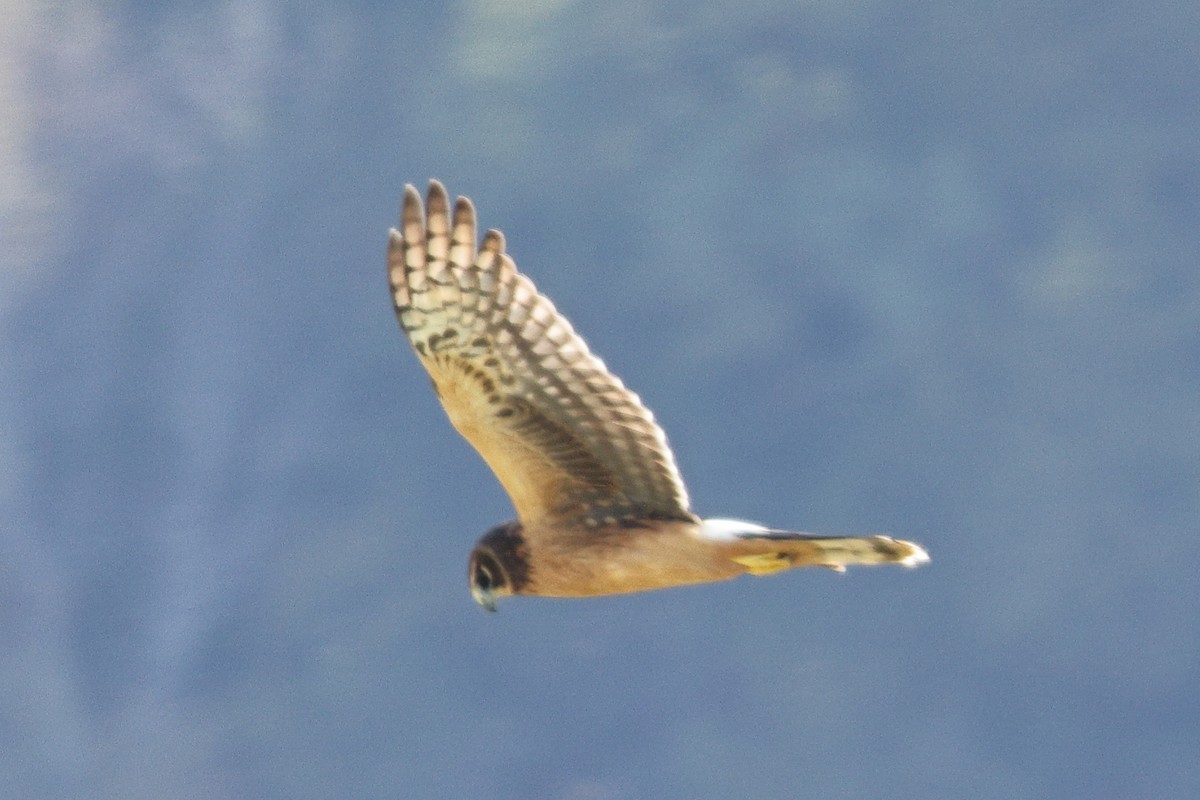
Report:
698,518,930,576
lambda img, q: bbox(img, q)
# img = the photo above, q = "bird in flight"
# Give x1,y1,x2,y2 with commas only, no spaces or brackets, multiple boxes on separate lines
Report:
388,180,929,610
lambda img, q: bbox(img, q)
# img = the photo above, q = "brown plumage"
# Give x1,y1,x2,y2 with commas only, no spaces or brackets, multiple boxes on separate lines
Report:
388,180,929,610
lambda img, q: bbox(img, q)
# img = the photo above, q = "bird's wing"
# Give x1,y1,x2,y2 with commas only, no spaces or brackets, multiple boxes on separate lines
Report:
389,181,694,528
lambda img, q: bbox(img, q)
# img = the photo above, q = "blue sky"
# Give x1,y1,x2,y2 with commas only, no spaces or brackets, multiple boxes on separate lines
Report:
2,1,1198,797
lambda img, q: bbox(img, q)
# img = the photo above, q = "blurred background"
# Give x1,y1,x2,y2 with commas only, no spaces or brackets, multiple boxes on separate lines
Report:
3,1,1198,798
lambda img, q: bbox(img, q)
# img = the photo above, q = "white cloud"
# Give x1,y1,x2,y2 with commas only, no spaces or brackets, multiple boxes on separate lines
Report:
452,0,575,81
0,0,351,300
0,1,59,306
156,1,286,147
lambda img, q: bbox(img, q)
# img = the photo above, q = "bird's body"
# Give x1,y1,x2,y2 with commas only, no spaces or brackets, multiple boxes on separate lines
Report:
472,518,731,598
388,180,928,609
472,518,924,599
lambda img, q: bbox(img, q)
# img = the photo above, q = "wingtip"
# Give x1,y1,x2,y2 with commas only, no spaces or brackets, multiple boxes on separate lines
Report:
482,228,506,253
899,542,931,568
401,184,424,226
426,180,450,220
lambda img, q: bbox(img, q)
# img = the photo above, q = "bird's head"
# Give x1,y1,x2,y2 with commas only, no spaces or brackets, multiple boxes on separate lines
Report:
468,547,511,611
468,520,530,611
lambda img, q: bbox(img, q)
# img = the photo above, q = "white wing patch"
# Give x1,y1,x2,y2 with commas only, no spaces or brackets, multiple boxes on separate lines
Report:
696,518,770,541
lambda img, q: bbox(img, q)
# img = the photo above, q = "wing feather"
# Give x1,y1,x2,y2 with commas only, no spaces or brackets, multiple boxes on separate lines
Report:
389,181,694,527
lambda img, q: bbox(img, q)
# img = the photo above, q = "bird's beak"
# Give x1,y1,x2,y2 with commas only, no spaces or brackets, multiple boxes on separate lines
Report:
472,587,498,612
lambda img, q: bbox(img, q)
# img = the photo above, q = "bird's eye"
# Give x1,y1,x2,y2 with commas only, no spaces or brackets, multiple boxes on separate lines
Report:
470,551,507,595
475,562,494,590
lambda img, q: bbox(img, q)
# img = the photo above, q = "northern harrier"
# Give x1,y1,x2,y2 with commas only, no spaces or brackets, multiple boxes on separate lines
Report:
388,180,929,610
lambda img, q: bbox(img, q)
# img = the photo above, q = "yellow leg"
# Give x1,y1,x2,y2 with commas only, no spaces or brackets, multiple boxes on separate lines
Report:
732,552,792,575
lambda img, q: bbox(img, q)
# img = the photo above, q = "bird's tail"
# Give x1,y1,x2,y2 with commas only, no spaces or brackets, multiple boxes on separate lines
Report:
733,532,929,574
700,520,929,575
